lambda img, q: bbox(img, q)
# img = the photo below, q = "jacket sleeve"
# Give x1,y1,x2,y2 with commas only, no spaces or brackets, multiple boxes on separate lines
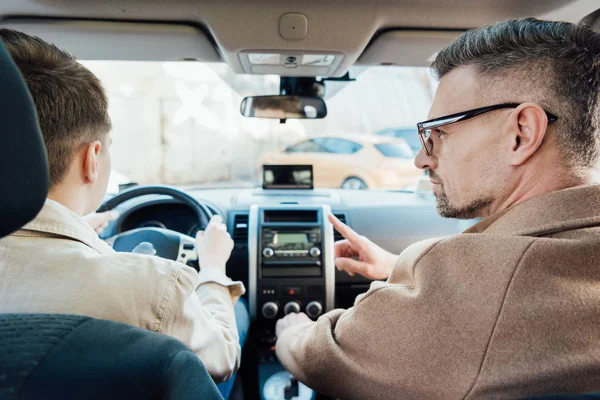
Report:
160,263,246,383
275,236,534,399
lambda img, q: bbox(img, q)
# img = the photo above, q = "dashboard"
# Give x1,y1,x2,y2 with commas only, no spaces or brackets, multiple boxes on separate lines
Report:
101,187,474,311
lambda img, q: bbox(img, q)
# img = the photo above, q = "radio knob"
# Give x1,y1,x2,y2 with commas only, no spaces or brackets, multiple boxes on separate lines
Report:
283,301,301,315
261,302,279,319
306,301,323,318
263,247,275,258
309,247,321,258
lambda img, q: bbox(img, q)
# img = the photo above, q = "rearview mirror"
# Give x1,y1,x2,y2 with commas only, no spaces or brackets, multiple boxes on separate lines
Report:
240,95,327,120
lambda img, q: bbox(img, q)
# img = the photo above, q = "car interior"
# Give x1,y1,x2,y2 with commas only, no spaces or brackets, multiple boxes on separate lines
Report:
1,0,600,399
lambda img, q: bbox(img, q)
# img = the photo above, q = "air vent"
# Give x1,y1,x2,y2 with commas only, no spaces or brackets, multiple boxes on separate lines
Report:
333,213,347,242
232,214,249,244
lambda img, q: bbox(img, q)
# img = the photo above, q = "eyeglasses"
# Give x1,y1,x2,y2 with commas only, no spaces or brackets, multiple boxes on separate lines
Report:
416,103,558,156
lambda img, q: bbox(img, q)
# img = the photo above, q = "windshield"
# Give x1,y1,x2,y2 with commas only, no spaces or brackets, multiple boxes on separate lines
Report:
81,61,435,193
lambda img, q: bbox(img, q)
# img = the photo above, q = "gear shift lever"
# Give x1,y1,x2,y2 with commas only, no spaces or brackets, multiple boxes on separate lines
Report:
262,369,313,400
284,377,299,399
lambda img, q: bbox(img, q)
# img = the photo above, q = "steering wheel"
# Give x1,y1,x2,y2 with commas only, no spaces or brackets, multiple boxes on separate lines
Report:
98,185,214,268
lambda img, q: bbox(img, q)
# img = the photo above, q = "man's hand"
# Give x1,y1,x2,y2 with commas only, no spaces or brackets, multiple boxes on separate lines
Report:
84,211,119,234
328,213,398,280
276,312,314,338
196,215,234,274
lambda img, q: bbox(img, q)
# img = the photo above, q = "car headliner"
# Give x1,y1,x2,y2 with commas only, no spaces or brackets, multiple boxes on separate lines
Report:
0,0,597,77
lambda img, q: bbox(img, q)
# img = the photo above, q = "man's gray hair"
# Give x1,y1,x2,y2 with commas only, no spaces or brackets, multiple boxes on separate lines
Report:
432,18,600,170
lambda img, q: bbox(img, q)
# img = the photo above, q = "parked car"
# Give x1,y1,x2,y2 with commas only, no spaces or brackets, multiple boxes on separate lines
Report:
376,127,421,154
259,135,423,190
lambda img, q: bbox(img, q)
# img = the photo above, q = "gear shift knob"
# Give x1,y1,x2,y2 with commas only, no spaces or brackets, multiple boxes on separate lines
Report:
284,377,299,400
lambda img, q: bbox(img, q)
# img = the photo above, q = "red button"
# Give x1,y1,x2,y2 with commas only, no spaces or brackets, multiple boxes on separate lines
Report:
283,286,303,296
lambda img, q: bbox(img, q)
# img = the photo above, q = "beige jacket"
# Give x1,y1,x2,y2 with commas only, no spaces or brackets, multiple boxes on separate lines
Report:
0,199,245,382
276,184,600,399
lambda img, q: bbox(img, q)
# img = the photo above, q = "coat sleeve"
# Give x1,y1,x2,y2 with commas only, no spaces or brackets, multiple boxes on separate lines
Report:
275,236,534,399
160,264,246,383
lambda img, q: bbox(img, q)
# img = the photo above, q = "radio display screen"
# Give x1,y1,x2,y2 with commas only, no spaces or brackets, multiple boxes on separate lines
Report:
274,232,308,245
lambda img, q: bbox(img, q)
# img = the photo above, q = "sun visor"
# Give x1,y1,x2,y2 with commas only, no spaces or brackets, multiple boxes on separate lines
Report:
0,19,220,62
356,30,463,67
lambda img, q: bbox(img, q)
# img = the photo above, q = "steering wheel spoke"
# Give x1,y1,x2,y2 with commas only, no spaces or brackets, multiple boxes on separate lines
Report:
177,235,198,265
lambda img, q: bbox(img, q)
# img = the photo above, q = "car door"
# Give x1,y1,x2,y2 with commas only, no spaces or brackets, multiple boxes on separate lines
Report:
271,139,321,163
279,137,341,188
316,138,365,187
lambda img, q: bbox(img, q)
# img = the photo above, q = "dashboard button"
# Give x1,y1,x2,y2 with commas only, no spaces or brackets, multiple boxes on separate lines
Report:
261,302,279,319
283,301,301,315
309,247,321,257
283,286,302,296
263,247,274,258
306,301,323,318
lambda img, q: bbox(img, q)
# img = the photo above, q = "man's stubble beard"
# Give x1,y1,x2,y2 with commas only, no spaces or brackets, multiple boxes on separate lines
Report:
434,183,494,219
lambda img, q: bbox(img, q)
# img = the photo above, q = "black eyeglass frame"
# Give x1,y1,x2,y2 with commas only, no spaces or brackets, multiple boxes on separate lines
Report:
416,103,558,156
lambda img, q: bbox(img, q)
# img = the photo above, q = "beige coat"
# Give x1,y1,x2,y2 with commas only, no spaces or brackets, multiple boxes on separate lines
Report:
0,199,245,382
276,184,600,399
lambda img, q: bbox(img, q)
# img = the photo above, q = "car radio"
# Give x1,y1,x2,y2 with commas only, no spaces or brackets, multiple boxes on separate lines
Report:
261,227,322,262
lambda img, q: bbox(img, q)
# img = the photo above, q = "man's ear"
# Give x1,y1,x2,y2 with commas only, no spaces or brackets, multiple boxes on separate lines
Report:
83,141,103,184
509,102,550,166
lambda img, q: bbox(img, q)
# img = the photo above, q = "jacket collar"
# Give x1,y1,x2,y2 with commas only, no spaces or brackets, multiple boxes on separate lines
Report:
464,184,600,236
16,199,114,255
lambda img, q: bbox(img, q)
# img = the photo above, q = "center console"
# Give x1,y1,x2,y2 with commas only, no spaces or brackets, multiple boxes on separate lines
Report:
246,166,335,399
248,204,335,342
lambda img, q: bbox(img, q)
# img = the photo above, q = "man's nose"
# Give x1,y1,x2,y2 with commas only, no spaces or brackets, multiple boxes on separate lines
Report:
414,147,437,171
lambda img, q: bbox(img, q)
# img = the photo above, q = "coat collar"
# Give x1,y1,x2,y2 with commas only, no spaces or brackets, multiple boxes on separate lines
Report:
464,184,600,236
16,199,114,254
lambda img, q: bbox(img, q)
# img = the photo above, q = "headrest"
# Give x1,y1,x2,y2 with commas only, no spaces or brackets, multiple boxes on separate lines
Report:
0,40,48,238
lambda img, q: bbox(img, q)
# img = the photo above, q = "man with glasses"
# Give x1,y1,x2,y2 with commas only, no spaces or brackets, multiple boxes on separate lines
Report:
275,18,600,399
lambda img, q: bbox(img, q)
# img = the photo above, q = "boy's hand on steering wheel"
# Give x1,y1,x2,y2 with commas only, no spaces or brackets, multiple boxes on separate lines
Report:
195,215,234,274
84,211,120,234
